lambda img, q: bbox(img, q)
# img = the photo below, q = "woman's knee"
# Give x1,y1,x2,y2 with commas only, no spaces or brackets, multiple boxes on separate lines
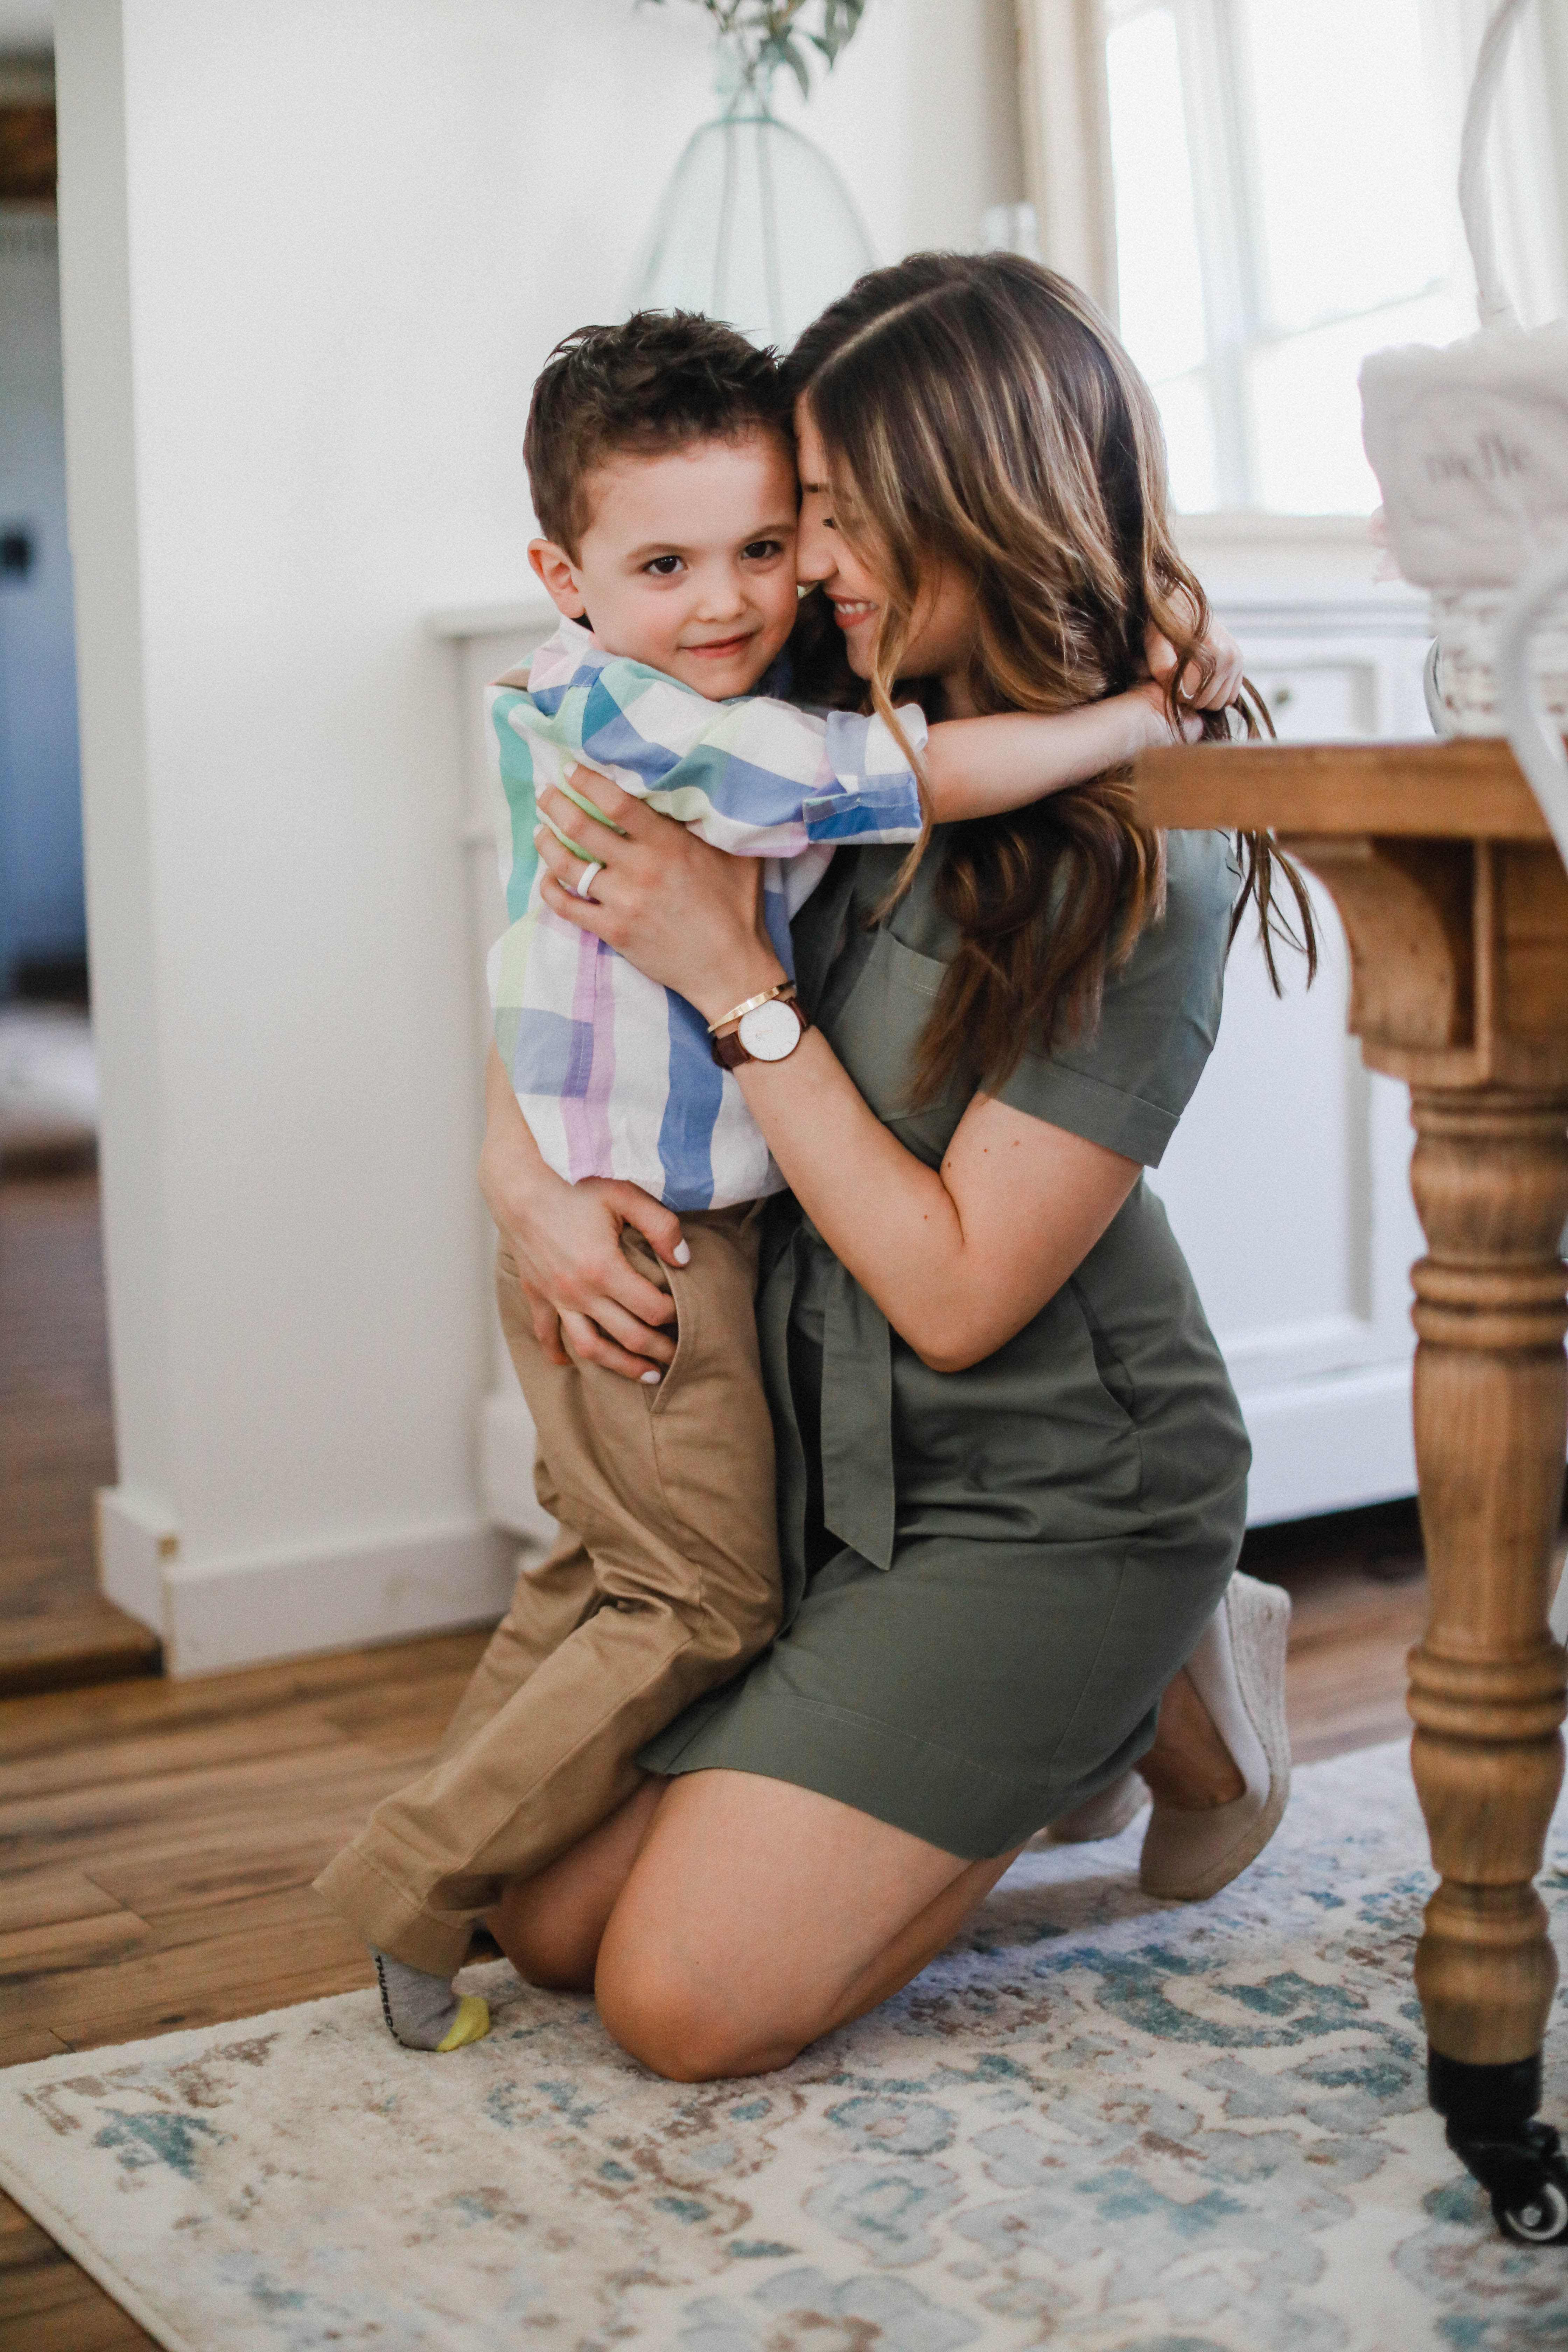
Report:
595,1946,812,2083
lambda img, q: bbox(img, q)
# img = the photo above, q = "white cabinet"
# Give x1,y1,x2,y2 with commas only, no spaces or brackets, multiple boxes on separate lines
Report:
433,597,560,1553
435,579,1437,1539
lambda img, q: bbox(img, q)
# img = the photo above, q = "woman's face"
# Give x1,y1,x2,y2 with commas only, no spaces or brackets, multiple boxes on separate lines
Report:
794,398,979,708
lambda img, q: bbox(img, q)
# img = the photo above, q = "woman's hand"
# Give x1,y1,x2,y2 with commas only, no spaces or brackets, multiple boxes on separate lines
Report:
533,770,786,1027
480,1044,685,1381
1144,613,1244,711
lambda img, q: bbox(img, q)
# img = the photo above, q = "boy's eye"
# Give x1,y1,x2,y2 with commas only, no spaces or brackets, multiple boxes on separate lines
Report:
644,554,684,577
742,538,785,561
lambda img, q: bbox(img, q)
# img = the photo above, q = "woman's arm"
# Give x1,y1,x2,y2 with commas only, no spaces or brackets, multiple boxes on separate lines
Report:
737,1051,1137,1371
530,784,1139,1371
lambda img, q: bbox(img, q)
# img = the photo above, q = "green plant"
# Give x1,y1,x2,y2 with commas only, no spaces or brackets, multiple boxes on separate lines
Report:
639,0,868,100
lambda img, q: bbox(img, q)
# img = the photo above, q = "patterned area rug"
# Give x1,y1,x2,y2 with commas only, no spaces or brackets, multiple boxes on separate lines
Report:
3,1741,1566,2351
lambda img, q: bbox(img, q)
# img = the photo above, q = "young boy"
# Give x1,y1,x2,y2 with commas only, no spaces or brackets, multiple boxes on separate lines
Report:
316,313,1203,2052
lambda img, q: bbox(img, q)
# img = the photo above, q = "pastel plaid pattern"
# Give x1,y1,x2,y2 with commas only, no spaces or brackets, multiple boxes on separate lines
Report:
487,618,925,1210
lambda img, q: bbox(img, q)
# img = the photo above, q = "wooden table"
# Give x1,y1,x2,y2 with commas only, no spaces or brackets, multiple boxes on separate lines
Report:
1136,737,1568,2244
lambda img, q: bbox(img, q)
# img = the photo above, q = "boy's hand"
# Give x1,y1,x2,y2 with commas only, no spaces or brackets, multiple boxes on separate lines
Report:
1144,615,1244,711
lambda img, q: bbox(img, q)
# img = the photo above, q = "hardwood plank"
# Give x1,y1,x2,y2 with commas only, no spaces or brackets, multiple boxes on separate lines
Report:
0,1865,130,1933
0,1910,158,1978
0,2200,156,2350
0,1741,426,1865
0,2025,68,2067
0,1618,161,1702
84,1837,365,1918
318,1670,483,1761
1244,1499,1429,1765
0,1627,490,1763
139,1879,358,1954
0,1704,356,1807
4,1916,374,2045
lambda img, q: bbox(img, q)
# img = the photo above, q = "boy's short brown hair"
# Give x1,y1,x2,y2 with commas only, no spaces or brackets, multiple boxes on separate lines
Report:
524,310,790,556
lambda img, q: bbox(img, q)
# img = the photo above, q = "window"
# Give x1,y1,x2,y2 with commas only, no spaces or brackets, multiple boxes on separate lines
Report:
1103,0,1563,514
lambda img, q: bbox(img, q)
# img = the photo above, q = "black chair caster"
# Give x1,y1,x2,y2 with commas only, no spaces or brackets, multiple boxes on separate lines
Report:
1449,2119,1568,2244
1429,2049,1568,2246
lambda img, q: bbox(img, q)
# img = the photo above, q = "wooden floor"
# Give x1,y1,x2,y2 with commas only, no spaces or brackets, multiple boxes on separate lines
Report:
0,1168,160,1695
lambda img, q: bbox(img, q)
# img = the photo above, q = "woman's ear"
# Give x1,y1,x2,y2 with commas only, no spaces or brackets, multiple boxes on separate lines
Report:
529,538,588,620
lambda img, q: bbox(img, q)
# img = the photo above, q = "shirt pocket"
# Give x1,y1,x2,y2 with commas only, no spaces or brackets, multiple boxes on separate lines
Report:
828,927,966,1164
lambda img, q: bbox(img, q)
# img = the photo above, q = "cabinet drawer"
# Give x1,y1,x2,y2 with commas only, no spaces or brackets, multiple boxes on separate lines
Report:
1248,662,1376,741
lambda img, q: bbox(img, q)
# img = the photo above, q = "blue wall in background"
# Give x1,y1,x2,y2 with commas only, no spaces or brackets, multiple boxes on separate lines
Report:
0,210,84,995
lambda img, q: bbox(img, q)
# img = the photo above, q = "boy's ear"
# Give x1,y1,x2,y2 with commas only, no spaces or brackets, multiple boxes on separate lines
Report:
529,538,588,620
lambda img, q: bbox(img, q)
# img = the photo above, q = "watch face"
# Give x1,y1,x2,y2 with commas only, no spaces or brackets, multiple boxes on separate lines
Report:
738,998,803,1062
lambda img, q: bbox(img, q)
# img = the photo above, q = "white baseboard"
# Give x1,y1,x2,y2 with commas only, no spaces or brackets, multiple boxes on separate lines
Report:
1239,1362,1416,1526
97,1485,178,1632
95,1486,519,1677
162,1520,518,1678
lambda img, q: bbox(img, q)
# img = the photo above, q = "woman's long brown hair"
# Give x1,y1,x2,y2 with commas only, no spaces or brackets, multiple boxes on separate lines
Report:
784,252,1315,1104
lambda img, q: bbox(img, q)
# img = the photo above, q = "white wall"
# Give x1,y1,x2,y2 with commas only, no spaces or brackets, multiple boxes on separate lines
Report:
51,0,1021,1671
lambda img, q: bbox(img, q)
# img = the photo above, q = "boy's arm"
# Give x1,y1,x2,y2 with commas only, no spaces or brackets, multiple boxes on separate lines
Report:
562,652,927,853
920,682,1196,825
919,609,1241,826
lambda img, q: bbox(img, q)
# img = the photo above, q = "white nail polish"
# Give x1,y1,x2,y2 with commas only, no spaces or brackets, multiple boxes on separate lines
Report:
673,1241,692,1266
641,1368,662,1385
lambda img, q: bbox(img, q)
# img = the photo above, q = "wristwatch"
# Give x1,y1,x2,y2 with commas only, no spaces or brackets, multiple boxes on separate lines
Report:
710,985,811,1069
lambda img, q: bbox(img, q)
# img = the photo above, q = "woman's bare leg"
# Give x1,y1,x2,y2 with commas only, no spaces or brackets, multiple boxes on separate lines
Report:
1137,1665,1246,1807
593,1771,1019,2082
489,1664,1250,2081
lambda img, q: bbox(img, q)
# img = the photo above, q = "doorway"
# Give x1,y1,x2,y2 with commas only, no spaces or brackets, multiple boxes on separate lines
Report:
0,57,152,1692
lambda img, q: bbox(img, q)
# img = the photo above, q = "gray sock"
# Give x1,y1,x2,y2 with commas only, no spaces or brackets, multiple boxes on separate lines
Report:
373,1948,475,2051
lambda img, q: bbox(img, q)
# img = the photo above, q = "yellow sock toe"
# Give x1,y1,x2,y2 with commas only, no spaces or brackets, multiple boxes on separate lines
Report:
436,1994,490,2052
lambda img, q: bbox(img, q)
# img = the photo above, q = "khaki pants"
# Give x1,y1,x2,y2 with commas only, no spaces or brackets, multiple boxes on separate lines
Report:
314,1205,781,1974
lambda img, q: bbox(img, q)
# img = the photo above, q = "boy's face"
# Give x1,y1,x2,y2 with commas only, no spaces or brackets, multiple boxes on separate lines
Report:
529,428,800,701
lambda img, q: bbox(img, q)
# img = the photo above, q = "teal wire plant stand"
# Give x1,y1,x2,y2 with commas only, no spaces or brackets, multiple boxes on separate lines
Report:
631,0,875,348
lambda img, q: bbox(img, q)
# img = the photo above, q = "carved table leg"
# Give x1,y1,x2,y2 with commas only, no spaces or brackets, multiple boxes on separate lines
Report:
1406,1087,1568,2242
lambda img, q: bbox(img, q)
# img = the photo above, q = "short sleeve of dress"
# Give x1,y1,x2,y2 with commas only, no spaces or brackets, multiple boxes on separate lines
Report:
994,828,1240,1167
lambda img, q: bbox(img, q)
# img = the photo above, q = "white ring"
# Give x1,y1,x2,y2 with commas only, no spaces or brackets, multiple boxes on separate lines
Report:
575,859,604,901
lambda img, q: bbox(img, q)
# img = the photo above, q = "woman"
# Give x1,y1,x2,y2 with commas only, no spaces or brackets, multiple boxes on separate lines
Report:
472,255,1307,2082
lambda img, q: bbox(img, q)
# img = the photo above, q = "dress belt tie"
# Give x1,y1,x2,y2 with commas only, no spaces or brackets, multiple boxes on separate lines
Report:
818,1251,897,1573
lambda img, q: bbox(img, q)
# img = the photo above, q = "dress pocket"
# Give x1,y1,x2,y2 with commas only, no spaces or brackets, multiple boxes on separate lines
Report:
829,928,965,1161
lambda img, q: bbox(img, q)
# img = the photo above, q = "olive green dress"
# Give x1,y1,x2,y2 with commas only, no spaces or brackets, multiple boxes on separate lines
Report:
639,830,1251,1857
